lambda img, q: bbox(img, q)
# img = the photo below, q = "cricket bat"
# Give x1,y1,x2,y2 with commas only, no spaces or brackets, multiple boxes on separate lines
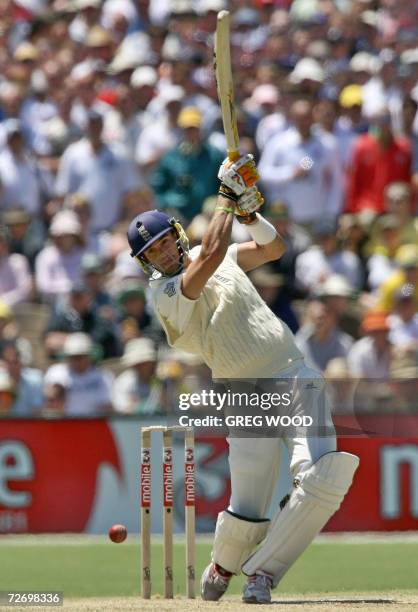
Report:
214,10,240,162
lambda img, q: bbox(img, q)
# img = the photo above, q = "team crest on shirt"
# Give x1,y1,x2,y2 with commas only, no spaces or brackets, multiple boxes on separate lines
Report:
164,282,176,297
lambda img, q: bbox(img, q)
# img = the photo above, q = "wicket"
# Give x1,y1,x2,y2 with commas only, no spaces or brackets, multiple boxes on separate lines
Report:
140,426,196,599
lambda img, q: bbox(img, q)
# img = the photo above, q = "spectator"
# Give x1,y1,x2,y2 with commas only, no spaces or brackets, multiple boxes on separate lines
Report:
346,108,411,214
347,311,392,379
388,284,418,350
313,97,345,172
316,274,360,339
251,84,287,151
361,50,401,124
389,348,418,412
0,366,15,416
44,333,113,417
323,357,354,415
0,82,25,146
68,0,103,44
259,99,344,226
337,213,369,277
42,383,66,418
0,119,45,215
20,68,59,155
0,343,44,416
295,220,363,294
0,300,32,362
55,109,142,232
295,300,354,372
2,207,45,270
249,264,300,333
336,85,369,169
116,280,153,343
66,193,111,257
0,225,32,306
150,106,224,223
366,214,402,291
135,86,183,175
34,210,86,301
0,301,14,349
383,182,418,245
44,281,120,360
113,337,162,414
265,201,311,298
102,73,155,155
377,244,418,313
400,96,418,184
81,253,115,314
107,248,147,292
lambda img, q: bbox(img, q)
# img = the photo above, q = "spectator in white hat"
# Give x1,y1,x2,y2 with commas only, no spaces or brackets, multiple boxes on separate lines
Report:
68,0,103,44
113,337,161,414
34,210,87,301
288,57,325,97
316,274,360,339
102,0,139,43
44,332,113,416
107,32,153,79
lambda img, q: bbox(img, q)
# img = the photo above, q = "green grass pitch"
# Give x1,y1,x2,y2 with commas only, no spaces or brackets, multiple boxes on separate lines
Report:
1,536,418,599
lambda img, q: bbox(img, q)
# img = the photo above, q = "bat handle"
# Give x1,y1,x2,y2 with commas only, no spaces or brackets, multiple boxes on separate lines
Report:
228,150,240,162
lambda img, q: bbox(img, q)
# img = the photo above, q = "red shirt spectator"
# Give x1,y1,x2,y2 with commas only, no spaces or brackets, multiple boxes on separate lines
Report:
346,112,411,214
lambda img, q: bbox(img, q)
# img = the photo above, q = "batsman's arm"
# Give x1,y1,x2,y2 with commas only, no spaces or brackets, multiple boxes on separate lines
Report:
181,194,236,300
236,214,286,272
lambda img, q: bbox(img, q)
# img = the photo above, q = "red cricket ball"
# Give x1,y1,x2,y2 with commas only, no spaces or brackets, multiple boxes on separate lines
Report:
108,524,127,543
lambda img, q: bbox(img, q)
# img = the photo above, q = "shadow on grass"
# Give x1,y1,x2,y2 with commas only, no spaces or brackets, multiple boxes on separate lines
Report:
271,599,396,605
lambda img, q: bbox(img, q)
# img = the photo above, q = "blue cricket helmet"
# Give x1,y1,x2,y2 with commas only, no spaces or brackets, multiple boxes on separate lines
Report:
127,210,189,278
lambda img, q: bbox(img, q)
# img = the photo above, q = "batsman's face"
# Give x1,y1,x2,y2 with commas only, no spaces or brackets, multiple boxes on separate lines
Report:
144,231,181,275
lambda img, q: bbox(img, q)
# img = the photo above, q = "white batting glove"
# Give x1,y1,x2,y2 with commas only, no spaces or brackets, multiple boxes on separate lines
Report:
236,186,264,215
218,154,259,196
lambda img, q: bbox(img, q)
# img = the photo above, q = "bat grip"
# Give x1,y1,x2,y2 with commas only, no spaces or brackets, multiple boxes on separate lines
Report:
228,150,240,162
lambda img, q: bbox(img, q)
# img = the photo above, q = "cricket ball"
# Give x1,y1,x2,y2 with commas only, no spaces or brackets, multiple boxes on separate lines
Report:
108,524,127,543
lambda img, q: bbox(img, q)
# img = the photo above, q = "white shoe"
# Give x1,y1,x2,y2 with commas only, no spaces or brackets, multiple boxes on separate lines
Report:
242,573,273,604
200,562,232,601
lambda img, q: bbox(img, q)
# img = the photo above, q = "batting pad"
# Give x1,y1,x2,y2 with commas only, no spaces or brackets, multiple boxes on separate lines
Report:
241,451,359,585
212,510,270,574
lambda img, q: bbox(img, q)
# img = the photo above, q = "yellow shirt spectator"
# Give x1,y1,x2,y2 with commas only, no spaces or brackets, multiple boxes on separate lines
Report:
377,245,418,312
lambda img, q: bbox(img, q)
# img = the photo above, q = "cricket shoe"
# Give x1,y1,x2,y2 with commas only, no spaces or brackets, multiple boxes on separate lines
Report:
242,573,273,604
200,562,232,601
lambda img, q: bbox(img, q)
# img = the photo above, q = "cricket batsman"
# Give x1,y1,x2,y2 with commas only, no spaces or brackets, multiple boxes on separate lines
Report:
127,155,359,604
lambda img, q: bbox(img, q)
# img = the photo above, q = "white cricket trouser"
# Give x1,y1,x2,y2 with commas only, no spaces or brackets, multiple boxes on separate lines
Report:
227,361,336,518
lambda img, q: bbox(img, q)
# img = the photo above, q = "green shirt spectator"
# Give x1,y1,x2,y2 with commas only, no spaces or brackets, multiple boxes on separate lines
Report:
150,106,224,222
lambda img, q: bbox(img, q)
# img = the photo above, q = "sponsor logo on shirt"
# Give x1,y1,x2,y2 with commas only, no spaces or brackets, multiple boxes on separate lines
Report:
164,281,176,297
213,273,232,285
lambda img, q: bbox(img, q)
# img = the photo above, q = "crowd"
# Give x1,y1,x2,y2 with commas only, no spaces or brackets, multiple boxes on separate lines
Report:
0,0,417,417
